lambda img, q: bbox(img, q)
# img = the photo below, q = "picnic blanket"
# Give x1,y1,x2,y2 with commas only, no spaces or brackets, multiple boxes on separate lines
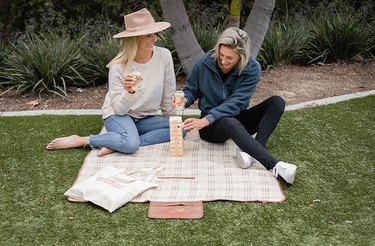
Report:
70,130,285,203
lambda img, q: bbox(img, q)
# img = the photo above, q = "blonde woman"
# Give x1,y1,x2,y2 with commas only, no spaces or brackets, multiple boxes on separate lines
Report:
47,8,180,156
181,27,297,184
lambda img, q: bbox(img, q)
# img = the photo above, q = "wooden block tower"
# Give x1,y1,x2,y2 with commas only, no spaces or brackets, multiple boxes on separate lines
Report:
169,116,184,156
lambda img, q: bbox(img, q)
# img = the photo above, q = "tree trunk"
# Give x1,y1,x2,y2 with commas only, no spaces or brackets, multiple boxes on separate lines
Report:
160,0,204,75
227,0,242,28
243,0,275,58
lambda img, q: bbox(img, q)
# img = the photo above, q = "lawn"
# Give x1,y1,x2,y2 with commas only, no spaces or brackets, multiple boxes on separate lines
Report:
0,95,374,245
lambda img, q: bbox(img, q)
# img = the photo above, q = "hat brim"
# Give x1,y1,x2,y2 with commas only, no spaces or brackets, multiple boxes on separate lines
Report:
113,22,171,38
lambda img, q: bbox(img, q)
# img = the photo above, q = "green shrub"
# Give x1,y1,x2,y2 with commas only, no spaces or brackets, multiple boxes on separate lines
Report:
306,11,374,63
192,21,223,53
370,21,375,57
157,21,223,77
0,31,87,97
156,30,183,76
82,33,119,85
258,18,309,66
184,0,227,28
0,40,5,63
0,41,6,84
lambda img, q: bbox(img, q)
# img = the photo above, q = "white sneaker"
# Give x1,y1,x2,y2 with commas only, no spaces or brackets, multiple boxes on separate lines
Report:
272,161,297,184
235,149,253,169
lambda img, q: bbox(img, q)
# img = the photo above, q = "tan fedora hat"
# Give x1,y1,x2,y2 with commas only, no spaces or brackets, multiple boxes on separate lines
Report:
113,8,170,38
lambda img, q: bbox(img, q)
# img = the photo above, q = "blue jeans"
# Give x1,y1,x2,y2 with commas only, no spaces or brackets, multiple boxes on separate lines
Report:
88,115,177,154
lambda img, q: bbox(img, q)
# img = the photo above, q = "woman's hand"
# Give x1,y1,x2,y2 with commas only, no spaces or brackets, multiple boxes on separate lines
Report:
122,74,142,94
183,118,210,133
172,96,187,109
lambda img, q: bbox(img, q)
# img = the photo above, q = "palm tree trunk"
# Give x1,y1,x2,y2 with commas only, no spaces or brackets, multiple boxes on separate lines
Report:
227,0,242,28
243,0,275,58
160,0,204,75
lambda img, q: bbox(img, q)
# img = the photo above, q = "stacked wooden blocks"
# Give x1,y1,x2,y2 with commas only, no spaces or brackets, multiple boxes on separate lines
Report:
169,116,184,156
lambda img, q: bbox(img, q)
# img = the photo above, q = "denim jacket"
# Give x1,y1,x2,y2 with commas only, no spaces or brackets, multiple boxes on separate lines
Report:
183,51,261,124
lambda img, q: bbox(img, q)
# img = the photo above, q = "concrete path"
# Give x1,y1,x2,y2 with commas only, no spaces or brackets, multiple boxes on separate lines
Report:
1,90,374,117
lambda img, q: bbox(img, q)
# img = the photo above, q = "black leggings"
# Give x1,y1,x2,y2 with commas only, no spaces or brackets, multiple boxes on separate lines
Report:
199,96,285,170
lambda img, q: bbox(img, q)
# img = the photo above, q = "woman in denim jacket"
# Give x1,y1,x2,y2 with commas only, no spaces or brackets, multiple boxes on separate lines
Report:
181,27,297,184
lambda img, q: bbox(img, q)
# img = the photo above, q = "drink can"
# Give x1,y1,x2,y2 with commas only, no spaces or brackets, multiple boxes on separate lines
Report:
174,90,185,112
131,72,142,91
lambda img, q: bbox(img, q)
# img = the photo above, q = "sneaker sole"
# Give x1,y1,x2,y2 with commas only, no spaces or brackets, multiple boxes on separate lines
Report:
236,150,251,169
285,165,297,184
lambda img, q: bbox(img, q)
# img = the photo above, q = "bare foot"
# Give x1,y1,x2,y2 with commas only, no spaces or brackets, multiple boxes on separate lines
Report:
46,135,89,150
97,147,115,157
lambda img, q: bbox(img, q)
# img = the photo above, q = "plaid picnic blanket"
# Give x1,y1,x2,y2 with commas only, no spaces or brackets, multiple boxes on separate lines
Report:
71,131,285,203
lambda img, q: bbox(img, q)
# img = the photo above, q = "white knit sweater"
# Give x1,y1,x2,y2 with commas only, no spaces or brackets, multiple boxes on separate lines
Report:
101,46,176,119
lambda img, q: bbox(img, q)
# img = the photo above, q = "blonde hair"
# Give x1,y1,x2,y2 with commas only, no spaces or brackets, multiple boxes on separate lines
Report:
212,27,250,73
106,36,140,75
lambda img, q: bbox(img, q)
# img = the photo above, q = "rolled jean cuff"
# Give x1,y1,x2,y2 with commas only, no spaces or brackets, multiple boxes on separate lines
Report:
87,135,98,150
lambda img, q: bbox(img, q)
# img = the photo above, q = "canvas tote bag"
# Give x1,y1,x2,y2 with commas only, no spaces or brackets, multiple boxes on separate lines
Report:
64,165,163,213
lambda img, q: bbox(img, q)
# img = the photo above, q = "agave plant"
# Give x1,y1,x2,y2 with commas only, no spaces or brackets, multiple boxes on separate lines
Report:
307,11,374,63
82,33,120,85
192,20,223,52
0,41,7,85
156,21,223,77
0,31,88,98
258,18,309,66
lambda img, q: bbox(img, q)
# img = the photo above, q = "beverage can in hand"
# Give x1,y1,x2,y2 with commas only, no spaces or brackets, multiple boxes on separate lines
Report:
131,72,142,91
174,90,185,113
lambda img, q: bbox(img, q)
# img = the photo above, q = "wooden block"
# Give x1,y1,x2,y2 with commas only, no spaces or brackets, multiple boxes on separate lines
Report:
169,116,184,156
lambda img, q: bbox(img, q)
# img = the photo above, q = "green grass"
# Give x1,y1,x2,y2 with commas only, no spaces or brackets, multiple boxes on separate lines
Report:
1,96,374,245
